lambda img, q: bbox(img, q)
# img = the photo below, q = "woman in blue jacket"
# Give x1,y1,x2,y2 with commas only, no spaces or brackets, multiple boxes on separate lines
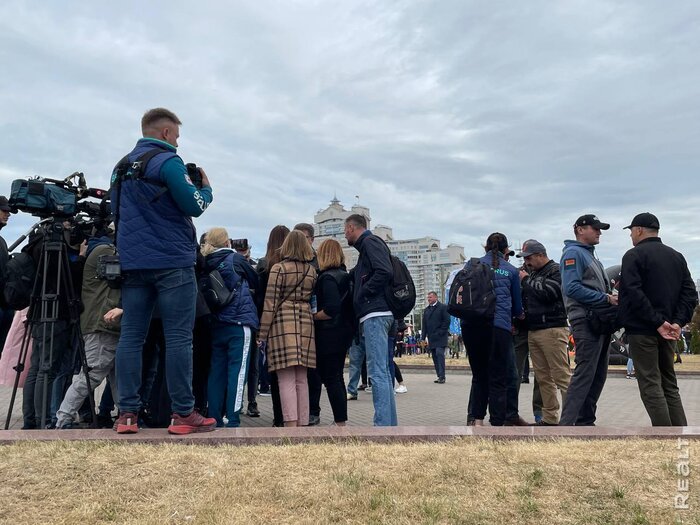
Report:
463,232,523,426
202,227,260,427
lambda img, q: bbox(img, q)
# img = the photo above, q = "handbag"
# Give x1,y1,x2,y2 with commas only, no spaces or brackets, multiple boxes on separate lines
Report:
586,303,621,335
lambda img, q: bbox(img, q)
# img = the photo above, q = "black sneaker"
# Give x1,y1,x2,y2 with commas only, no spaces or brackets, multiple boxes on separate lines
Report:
246,405,260,417
308,414,321,426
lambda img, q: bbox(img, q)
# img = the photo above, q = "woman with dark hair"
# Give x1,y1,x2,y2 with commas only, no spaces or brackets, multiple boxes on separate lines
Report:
256,225,290,426
463,232,524,426
313,239,353,425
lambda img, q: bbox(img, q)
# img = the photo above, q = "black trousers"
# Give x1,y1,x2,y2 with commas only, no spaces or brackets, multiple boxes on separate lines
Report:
316,348,348,423
462,319,491,421
560,319,610,426
192,316,212,413
308,367,322,418
246,335,259,407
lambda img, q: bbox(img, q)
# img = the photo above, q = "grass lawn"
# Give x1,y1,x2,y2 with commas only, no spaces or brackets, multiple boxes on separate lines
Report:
0,439,697,524
395,353,700,372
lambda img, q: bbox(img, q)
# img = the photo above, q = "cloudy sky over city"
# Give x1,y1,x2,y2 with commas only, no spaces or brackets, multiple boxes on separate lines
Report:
1,1,699,276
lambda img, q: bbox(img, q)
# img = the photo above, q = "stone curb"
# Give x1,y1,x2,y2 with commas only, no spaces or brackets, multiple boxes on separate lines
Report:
1,426,699,446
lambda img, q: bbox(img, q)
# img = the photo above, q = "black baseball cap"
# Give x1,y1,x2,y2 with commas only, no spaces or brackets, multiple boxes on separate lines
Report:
0,196,11,212
574,214,610,230
516,239,547,258
624,212,660,230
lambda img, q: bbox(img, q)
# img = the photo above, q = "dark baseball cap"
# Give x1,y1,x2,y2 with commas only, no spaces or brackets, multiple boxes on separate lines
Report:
516,239,547,258
574,214,610,230
0,196,11,212
623,212,660,230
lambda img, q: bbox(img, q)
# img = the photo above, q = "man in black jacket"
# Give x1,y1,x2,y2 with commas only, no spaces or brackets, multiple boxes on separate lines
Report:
518,240,570,425
422,291,450,383
345,213,397,426
619,213,698,426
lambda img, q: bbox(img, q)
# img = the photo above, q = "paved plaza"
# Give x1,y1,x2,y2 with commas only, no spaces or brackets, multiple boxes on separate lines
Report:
2,369,698,430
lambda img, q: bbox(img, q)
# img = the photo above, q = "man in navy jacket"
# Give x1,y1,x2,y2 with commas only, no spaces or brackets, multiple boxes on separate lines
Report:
422,291,451,383
345,213,397,426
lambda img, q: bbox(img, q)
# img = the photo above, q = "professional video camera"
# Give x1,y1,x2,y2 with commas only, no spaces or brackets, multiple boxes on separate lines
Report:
8,171,110,220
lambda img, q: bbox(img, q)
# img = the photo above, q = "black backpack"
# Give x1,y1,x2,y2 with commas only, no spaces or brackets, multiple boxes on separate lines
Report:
448,258,496,321
385,253,416,321
199,267,241,313
3,252,37,310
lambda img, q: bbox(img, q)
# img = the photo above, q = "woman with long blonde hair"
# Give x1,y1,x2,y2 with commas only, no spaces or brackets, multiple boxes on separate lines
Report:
202,227,259,428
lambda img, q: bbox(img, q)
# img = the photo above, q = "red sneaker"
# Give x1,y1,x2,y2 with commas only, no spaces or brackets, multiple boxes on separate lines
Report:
168,411,216,435
114,412,139,434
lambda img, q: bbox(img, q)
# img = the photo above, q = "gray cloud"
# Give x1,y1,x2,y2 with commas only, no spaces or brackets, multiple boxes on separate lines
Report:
0,0,698,277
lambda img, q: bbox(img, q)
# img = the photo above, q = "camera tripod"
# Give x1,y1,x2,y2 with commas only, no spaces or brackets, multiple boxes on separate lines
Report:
4,218,97,430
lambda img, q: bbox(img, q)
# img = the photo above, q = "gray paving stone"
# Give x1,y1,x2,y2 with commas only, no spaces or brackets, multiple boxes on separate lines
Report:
2,371,697,430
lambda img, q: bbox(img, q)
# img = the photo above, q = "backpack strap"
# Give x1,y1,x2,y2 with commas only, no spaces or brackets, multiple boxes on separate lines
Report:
111,147,176,247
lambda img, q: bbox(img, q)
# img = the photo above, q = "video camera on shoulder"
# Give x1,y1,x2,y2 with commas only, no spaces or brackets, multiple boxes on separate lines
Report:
185,163,204,189
9,172,110,220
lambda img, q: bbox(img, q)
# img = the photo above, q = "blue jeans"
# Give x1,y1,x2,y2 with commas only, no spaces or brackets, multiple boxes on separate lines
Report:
347,338,365,396
207,324,252,427
116,267,197,416
361,315,397,426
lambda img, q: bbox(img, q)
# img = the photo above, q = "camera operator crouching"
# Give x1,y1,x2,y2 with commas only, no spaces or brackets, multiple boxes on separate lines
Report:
110,108,215,435
55,224,121,429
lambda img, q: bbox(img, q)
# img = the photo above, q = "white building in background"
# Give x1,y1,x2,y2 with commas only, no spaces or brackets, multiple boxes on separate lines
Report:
312,197,465,313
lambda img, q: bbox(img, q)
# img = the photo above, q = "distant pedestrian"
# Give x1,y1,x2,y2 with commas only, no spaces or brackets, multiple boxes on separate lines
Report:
618,213,698,426
422,291,451,384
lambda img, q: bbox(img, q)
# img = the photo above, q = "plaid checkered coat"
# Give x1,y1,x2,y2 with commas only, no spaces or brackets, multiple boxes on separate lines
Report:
258,259,318,372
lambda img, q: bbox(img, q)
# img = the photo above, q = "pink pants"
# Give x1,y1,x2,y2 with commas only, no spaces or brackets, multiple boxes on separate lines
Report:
276,365,309,425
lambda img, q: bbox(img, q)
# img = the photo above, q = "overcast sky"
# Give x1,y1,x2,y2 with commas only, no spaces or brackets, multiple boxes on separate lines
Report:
1,1,698,278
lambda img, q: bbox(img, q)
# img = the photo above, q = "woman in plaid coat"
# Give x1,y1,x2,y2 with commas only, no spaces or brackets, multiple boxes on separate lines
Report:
258,230,318,426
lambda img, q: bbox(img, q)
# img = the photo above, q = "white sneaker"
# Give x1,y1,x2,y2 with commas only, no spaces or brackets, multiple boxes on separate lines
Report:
395,385,408,394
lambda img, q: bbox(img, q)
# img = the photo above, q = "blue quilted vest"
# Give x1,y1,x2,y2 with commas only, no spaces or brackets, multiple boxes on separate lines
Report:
111,139,197,271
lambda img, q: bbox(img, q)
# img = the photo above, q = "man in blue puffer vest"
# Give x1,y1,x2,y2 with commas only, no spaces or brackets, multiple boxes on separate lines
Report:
110,108,215,435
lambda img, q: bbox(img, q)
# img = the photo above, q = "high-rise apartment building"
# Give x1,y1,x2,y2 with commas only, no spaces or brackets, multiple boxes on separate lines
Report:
312,197,465,313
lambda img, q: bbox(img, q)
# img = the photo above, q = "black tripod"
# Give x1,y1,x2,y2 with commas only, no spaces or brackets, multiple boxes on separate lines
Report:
4,218,97,430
